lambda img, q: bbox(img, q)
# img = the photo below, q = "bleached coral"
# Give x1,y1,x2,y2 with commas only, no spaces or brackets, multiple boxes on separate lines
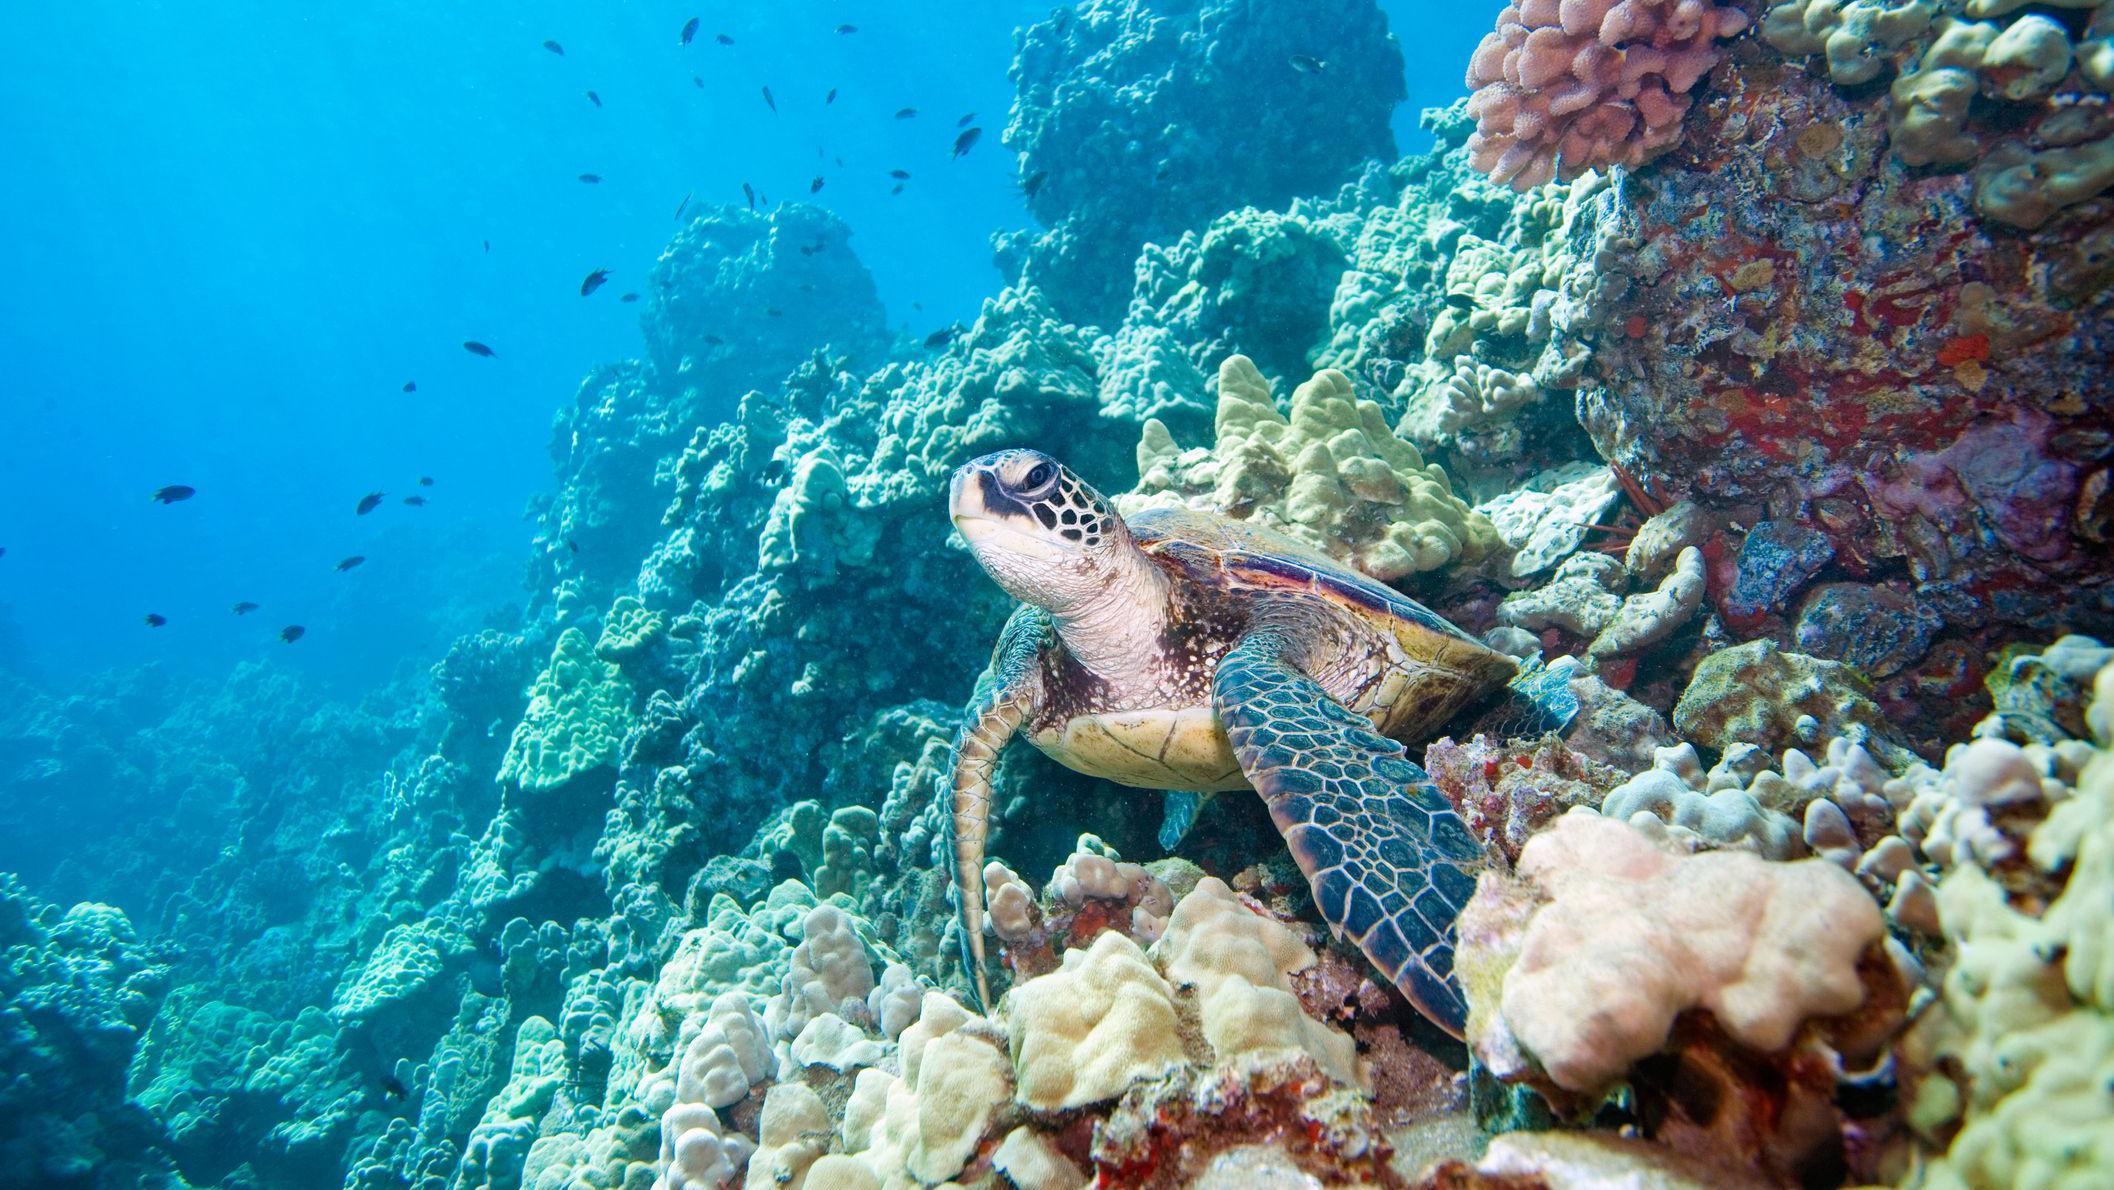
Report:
1003,931,1186,1110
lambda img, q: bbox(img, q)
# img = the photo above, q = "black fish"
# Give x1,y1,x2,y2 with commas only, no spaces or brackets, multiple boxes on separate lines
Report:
144,613,167,628
403,495,427,506
1443,292,1474,309
889,169,910,179
674,191,691,220
894,107,917,119
701,334,725,345
566,539,579,554
765,307,783,317
810,176,824,193
924,325,961,348
464,341,495,357
578,173,601,183
356,491,384,516
585,90,601,108
742,181,756,209
151,484,196,504
233,601,260,615
619,292,638,303
336,555,365,572
1289,54,1325,74
957,112,976,127
402,381,416,393
482,240,490,252
715,33,733,46
836,24,858,34
280,625,306,643
419,476,434,486
680,17,699,46
380,1074,407,1100
0,547,6,560
951,127,981,158
693,76,705,88
581,268,610,296
1022,169,1048,198
891,183,904,195
761,86,776,112
825,87,837,105
543,40,563,56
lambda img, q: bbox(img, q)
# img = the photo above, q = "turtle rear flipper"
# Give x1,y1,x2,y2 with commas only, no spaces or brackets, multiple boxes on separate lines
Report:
1213,626,1479,1036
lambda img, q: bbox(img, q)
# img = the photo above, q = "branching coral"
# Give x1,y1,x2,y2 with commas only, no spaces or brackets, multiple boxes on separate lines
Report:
1465,0,1754,188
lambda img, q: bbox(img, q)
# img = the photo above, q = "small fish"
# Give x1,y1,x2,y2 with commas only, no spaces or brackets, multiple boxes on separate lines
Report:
419,476,434,486
761,85,776,112
836,24,858,34
0,547,6,560
957,112,976,127
566,539,579,554
894,107,917,119
585,90,601,108
280,625,306,643
692,75,706,89
765,307,783,317
233,601,260,615
402,381,416,393
482,240,490,252
701,334,725,345
825,87,837,105
402,495,427,507
463,341,496,357
578,173,601,184
581,268,610,297
1289,54,1325,74
890,182,904,195
951,127,981,158
356,491,384,516
1443,292,1474,310
145,613,167,628
1022,169,1048,198
336,555,365,572
889,168,910,179
619,292,638,303
151,484,196,504
543,40,564,56
742,181,756,209
715,33,733,46
810,176,824,193
674,191,691,220
924,325,961,348
381,1074,408,1100
680,17,699,46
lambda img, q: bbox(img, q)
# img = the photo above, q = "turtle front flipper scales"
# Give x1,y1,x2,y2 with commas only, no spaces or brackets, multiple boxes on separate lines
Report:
948,605,1048,1011
1213,620,1481,1036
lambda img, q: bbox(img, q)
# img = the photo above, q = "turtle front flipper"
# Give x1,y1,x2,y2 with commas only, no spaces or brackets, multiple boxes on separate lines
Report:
948,606,1049,1010
1213,623,1481,1036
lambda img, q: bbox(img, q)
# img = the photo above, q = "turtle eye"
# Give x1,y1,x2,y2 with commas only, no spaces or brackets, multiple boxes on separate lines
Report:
1021,461,1055,491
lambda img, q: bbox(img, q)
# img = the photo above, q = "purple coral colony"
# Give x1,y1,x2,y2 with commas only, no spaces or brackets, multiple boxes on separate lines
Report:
4,2,2111,1189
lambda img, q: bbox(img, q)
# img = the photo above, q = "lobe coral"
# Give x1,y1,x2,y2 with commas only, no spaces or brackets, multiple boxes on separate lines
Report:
1465,0,1752,188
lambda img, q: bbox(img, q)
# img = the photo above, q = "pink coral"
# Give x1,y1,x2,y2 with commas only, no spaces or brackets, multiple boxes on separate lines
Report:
1465,0,1751,189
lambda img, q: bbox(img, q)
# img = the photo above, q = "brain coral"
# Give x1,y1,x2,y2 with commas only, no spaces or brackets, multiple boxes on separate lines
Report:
1465,0,1753,188
1127,354,1499,580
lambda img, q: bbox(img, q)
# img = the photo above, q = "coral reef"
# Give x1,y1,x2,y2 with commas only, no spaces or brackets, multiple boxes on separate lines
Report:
1001,0,1404,323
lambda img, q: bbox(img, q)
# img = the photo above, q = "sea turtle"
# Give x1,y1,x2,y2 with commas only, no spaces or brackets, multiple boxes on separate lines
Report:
945,448,1574,1035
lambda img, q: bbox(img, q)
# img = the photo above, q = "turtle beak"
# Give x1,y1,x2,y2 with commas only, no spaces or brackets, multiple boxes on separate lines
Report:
948,465,987,534
950,464,1065,561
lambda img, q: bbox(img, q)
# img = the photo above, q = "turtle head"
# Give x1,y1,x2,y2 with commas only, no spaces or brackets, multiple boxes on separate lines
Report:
950,449,1135,611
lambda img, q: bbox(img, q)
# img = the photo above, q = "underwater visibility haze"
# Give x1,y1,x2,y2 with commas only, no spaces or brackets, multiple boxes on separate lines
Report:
1,1,2111,1188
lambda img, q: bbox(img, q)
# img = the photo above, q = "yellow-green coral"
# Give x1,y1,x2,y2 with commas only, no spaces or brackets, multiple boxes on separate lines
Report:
1126,354,1498,581
498,628,634,793
594,596,665,663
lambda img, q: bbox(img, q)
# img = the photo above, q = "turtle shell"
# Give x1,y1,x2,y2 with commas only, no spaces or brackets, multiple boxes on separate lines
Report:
1127,504,1502,655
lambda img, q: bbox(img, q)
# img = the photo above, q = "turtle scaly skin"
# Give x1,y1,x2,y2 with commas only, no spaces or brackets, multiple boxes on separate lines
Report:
944,447,1570,1034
